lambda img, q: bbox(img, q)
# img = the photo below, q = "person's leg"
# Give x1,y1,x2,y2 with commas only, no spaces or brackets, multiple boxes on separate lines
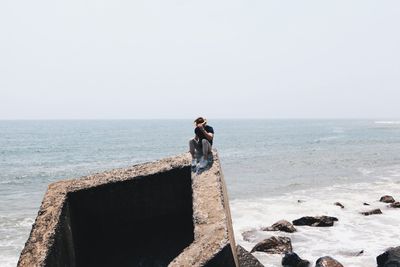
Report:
201,139,212,160
189,138,196,159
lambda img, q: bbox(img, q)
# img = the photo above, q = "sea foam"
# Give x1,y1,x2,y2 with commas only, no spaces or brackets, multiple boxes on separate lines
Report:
231,176,400,267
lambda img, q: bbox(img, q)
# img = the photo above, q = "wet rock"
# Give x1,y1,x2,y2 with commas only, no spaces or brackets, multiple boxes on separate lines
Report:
315,256,344,267
389,202,400,208
282,252,310,267
334,202,344,209
242,230,258,242
377,246,400,267
380,195,395,203
361,209,382,216
292,216,338,227
262,220,297,233
250,236,292,254
236,245,264,267
363,202,370,206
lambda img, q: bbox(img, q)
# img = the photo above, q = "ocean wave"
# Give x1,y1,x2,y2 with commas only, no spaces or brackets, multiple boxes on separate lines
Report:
231,180,400,267
375,121,400,125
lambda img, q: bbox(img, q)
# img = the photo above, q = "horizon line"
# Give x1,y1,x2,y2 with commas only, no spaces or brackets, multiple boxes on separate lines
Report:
0,118,399,121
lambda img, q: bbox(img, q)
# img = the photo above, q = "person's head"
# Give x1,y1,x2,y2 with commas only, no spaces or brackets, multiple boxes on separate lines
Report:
194,117,207,126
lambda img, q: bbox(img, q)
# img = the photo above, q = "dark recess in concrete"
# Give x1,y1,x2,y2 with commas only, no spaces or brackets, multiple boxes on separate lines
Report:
68,167,194,266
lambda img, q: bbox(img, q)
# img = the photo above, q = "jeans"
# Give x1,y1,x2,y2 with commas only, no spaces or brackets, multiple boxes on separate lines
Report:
189,138,212,159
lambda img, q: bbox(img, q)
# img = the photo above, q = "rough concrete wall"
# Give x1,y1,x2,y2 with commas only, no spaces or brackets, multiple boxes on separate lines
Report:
18,152,238,267
169,152,239,267
45,202,76,267
18,155,192,267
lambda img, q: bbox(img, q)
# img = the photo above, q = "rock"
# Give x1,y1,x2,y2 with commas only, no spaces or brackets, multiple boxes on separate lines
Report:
297,200,305,203
334,202,344,209
250,236,292,254
236,245,264,267
361,209,382,216
380,195,395,203
389,202,400,208
242,230,258,242
262,220,297,233
363,202,370,206
315,256,344,267
282,252,310,267
292,216,338,227
377,246,400,267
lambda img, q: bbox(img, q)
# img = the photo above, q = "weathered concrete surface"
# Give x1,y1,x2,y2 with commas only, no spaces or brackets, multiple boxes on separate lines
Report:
18,151,238,267
169,151,238,267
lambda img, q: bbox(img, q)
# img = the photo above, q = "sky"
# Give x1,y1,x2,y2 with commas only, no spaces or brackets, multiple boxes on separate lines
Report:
1,0,400,119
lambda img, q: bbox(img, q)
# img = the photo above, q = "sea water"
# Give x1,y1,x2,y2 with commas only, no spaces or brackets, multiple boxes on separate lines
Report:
1,120,400,266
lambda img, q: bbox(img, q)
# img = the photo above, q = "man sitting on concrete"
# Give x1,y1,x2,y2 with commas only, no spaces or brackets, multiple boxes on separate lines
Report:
189,117,214,169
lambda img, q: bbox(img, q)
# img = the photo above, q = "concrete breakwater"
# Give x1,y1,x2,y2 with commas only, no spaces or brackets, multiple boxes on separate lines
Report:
18,151,239,267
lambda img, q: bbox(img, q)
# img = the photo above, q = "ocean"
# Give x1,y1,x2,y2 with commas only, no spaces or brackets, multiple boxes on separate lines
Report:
1,119,400,267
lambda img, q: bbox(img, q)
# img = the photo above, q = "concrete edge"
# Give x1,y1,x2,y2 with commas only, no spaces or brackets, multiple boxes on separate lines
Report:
169,151,238,267
18,154,190,267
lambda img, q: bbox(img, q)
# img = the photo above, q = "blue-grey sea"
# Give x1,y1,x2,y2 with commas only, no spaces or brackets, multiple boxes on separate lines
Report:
1,120,400,267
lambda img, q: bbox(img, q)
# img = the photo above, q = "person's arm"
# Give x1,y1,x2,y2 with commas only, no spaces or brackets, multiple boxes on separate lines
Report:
197,123,213,142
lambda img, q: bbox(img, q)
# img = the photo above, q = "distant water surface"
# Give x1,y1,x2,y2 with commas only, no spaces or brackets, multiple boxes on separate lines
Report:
1,119,400,266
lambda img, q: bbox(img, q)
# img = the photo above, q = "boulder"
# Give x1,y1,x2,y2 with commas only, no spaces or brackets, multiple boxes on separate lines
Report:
334,202,344,209
361,209,382,216
250,236,292,254
380,195,396,203
236,245,264,267
363,202,370,206
377,246,400,267
390,202,400,208
315,256,344,267
292,216,338,227
262,220,297,233
282,252,310,267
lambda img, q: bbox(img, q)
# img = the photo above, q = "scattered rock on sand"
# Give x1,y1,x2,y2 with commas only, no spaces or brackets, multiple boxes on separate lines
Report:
250,236,292,254
334,202,344,209
242,230,258,242
380,195,395,203
236,245,264,267
282,252,310,267
377,246,400,267
315,256,344,267
262,220,297,233
361,209,382,216
292,216,338,227
389,202,400,208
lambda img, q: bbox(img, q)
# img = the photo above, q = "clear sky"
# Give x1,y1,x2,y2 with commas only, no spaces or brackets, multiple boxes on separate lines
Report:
1,1,399,119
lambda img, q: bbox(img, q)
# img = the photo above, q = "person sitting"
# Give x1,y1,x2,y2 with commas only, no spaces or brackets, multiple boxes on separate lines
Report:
189,117,214,169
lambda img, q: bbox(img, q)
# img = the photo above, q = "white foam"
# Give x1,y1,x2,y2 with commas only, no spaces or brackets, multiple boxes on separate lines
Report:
231,178,400,267
375,121,400,125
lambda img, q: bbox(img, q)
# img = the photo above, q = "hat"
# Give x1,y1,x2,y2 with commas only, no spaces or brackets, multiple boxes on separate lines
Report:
194,117,207,124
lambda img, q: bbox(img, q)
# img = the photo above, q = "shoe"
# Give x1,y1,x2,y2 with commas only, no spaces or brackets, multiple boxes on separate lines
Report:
198,158,208,169
191,159,197,167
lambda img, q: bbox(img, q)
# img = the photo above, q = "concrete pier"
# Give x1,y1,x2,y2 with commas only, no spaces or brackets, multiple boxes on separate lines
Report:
18,151,238,267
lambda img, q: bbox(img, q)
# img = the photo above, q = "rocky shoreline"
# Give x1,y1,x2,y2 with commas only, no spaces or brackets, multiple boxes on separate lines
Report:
239,194,400,267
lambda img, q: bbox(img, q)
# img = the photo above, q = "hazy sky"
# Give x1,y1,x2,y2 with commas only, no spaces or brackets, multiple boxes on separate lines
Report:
1,1,399,119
